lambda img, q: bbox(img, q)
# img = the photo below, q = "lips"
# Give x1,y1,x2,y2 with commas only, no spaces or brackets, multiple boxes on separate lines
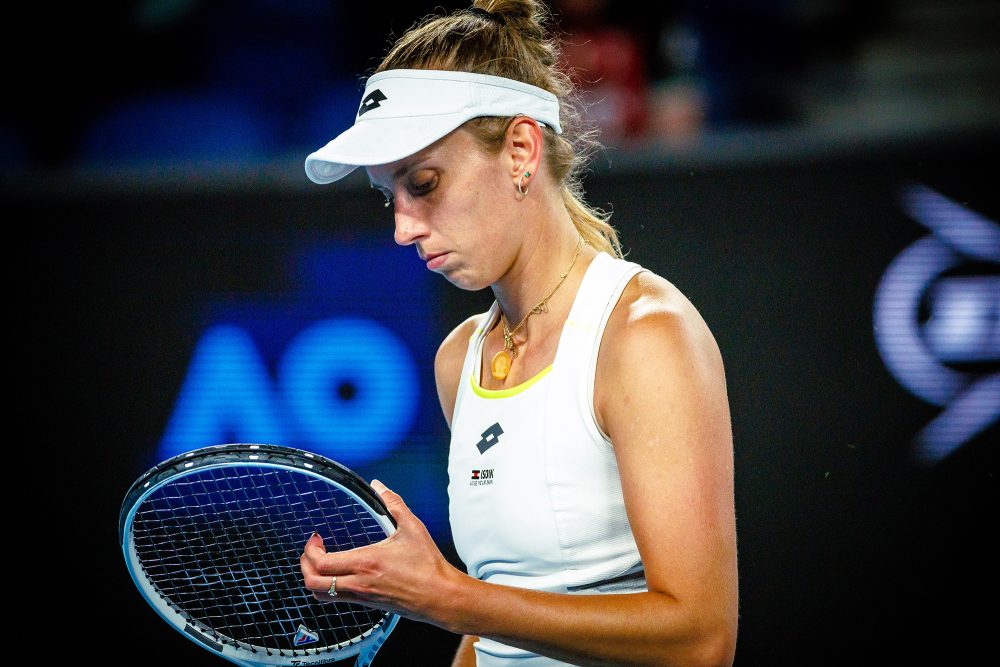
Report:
424,251,449,270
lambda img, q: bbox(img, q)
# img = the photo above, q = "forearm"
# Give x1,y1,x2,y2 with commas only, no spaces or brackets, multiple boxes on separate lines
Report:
450,634,479,667
438,575,735,667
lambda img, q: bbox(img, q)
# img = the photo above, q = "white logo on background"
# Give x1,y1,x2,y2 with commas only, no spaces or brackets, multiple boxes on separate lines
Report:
873,184,999,463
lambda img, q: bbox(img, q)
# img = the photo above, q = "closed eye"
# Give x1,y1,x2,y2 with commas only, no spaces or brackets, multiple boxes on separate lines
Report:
409,173,438,197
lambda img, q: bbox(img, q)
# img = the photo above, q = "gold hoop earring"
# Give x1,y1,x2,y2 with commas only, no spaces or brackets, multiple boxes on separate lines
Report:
517,170,531,196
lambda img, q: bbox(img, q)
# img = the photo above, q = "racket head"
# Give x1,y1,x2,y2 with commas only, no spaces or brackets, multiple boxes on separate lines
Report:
120,443,398,666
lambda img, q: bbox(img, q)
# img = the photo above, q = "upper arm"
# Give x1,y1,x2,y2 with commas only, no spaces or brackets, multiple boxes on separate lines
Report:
434,314,481,430
598,273,738,632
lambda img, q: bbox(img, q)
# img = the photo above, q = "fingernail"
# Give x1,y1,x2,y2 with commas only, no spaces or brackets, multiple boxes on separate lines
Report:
371,479,387,494
310,531,319,540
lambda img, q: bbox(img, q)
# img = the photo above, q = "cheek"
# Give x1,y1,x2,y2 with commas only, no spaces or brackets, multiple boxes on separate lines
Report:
440,178,497,234
466,167,511,222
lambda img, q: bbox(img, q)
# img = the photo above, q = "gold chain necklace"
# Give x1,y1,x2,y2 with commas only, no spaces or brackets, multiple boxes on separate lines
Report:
490,236,587,380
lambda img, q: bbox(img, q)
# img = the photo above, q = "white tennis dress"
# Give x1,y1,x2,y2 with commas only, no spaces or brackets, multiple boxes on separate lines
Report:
447,251,649,666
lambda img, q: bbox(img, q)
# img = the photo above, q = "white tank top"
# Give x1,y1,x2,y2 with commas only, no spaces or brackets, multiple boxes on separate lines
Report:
447,251,649,666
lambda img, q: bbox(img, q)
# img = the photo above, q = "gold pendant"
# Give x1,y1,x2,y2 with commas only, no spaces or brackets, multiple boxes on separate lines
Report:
490,349,512,380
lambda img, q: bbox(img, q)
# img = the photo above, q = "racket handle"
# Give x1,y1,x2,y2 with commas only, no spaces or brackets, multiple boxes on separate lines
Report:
354,614,400,667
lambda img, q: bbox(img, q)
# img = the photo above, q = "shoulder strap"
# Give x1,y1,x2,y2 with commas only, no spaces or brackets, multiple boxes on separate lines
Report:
554,252,646,444
452,302,499,419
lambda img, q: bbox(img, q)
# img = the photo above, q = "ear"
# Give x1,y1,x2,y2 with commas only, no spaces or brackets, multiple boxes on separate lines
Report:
505,116,544,189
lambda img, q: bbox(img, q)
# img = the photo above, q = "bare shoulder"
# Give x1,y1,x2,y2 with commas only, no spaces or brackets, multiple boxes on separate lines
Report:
610,269,721,356
436,312,483,373
434,312,486,430
595,269,727,433
596,269,738,650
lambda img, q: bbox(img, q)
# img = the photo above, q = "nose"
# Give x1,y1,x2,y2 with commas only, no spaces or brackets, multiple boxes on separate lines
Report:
393,208,428,247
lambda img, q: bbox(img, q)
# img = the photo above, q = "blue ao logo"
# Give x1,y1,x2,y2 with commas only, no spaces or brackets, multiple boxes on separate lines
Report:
873,184,999,464
156,244,428,467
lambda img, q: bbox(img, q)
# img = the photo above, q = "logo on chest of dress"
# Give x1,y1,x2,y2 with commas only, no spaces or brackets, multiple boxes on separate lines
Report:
469,468,495,486
475,422,504,454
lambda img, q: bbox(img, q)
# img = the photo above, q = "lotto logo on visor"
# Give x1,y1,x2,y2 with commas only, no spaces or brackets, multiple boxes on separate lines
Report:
304,69,563,185
358,89,387,117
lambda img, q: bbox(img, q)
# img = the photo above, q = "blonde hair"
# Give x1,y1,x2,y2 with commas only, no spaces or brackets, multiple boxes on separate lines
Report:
374,0,623,258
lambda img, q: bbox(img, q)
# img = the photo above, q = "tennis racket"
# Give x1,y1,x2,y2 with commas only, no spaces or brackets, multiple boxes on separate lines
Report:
119,443,399,667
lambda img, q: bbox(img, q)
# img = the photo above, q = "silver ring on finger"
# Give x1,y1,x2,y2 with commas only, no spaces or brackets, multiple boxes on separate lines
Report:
328,576,337,597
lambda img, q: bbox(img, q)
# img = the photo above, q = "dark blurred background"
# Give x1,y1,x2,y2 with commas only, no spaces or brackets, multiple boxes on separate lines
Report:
6,0,999,170
11,1,997,665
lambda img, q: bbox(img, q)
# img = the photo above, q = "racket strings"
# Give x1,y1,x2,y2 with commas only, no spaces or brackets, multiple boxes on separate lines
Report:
132,465,389,655
303,477,391,645
199,469,310,655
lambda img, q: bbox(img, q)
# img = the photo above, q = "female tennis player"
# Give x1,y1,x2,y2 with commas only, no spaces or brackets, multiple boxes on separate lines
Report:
300,1,738,665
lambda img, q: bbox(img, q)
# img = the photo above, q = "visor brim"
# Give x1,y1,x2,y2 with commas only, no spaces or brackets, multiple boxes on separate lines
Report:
304,112,472,184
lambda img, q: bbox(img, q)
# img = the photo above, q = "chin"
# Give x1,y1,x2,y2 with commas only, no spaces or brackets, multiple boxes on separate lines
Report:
443,269,490,292
445,277,484,291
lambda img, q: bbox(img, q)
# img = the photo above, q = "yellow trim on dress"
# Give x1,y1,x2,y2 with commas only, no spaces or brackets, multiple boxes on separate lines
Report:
471,365,553,399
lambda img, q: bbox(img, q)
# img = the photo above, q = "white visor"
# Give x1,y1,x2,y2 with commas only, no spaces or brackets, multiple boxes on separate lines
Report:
304,69,562,184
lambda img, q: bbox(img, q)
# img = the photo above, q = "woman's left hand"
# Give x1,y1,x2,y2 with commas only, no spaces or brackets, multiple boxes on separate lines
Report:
300,479,465,628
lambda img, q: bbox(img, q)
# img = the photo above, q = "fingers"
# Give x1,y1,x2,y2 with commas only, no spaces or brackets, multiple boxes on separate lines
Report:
371,479,412,526
306,573,365,602
302,567,338,598
302,532,349,574
300,534,386,603
300,480,407,604
301,554,370,602
303,532,328,559
300,549,345,597
301,534,372,576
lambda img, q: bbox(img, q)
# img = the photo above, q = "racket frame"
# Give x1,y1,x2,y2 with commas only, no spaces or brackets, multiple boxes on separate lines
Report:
120,443,399,667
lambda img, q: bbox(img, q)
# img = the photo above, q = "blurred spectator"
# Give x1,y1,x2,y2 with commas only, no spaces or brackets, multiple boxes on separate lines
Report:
648,15,709,145
647,0,878,137
645,1,806,144
551,0,652,146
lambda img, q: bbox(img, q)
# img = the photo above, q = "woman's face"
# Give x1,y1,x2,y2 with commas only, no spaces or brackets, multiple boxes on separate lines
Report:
366,126,518,291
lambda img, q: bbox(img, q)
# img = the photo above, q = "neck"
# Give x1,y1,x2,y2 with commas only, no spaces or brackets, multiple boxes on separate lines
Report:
490,193,595,343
